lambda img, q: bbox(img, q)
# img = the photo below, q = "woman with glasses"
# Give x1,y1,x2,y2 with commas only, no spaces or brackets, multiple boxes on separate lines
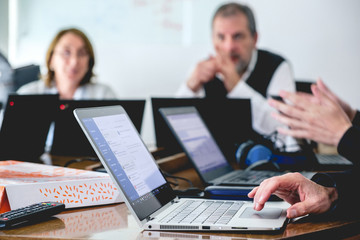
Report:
17,27,117,99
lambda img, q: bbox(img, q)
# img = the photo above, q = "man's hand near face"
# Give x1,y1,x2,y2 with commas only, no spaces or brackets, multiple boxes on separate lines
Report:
186,56,218,92
215,51,241,92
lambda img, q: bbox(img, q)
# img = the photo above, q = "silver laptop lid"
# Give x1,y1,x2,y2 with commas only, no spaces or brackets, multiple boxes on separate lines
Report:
74,106,176,226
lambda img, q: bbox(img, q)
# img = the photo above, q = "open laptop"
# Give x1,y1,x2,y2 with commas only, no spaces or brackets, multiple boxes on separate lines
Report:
151,97,255,161
74,105,289,232
159,106,315,186
51,99,145,157
314,153,353,170
0,94,58,162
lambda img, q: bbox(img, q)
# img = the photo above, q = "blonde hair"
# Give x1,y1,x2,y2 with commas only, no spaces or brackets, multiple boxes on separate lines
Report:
43,28,95,87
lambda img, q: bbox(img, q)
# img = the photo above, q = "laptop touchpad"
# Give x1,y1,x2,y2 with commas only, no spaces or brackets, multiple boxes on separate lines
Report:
240,207,282,219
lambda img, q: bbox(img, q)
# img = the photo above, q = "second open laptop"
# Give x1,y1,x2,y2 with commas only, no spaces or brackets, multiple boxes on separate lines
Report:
159,106,315,186
73,105,289,232
0,94,58,162
51,99,145,157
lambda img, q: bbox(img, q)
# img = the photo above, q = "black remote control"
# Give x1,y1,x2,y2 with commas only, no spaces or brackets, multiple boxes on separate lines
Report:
0,202,65,229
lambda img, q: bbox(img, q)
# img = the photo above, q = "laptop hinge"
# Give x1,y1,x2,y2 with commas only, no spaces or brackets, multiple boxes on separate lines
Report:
146,216,155,221
146,197,180,221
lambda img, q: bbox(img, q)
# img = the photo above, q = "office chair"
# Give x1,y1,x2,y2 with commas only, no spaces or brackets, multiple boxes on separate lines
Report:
13,64,41,91
0,52,14,106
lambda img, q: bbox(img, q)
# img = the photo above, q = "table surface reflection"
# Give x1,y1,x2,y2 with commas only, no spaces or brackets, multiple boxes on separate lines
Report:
0,202,359,240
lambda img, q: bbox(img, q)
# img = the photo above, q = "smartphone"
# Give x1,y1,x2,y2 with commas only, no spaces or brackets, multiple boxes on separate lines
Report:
270,95,284,102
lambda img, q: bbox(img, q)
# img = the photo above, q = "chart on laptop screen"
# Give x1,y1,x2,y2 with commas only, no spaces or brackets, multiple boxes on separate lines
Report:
167,113,228,173
82,114,166,201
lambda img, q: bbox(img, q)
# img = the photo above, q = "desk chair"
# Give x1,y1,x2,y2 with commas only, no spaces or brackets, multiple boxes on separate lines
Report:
0,52,14,104
13,64,40,91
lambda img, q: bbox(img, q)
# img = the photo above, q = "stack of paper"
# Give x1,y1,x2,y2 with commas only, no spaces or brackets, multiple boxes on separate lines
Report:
0,160,122,213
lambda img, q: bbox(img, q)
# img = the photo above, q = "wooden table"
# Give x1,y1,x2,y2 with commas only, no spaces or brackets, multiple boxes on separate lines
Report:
1,154,358,239
0,192,359,239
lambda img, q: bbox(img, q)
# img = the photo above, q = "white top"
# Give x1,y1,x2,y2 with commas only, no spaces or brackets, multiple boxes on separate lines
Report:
17,80,118,99
176,50,298,151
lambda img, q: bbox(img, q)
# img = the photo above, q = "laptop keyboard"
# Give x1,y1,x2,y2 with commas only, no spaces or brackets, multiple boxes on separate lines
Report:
223,170,282,185
160,200,243,225
316,154,353,165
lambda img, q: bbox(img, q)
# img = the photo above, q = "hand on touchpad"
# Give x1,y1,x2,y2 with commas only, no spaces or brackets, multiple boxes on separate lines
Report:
240,207,282,219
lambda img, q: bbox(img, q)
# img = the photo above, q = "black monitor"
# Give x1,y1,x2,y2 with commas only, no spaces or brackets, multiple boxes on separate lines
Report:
50,99,146,157
0,94,59,162
151,97,255,161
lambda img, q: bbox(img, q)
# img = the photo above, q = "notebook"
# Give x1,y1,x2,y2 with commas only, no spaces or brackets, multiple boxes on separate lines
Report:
51,99,145,157
73,105,289,232
151,97,255,161
159,106,315,186
0,94,58,162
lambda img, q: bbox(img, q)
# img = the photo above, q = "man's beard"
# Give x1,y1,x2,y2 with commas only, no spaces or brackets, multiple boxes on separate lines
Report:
235,59,248,75
231,53,249,75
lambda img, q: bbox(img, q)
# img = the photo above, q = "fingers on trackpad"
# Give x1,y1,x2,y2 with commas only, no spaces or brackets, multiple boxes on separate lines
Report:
240,207,282,219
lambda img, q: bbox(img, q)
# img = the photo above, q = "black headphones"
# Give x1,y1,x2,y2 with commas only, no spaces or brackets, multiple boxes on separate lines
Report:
235,140,280,171
235,133,316,171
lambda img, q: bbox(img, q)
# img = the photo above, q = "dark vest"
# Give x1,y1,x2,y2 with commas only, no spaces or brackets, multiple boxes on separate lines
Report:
204,49,285,98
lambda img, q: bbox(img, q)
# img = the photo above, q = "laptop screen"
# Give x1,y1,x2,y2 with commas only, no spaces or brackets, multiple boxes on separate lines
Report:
165,112,228,173
0,94,58,162
159,106,234,183
151,98,253,161
75,106,175,221
51,99,145,157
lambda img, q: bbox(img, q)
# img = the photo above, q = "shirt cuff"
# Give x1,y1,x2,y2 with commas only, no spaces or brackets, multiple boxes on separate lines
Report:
337,125,360,163
352,110,360,126
311,173,337,187
311,173,338,214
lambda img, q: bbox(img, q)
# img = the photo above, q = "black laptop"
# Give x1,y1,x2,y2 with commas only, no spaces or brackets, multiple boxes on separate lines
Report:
159,106,315,186
0,94,58,162
50,99,146,157
151,97,255,161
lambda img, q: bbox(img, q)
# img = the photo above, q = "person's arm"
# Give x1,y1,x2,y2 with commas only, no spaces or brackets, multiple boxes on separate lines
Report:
268,84,352,147
312,169,360,217
175,81,204,97
228,61,295,137
248,172,338,219
337,125,360,164
176,57,218,98
351,111,360,126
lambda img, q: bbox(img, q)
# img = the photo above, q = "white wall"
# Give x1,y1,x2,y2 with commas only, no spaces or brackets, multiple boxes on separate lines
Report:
7,0,360,145
0,0,9,56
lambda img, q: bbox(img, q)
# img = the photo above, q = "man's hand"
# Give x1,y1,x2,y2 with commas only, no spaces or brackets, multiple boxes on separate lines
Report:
186,56,218,92
215,51,241,92
248,173,338,219
268,85,352,146
316,79,357,121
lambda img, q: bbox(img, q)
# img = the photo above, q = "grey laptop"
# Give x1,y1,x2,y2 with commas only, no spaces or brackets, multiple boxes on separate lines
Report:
74,105,289,231
159,106,315,186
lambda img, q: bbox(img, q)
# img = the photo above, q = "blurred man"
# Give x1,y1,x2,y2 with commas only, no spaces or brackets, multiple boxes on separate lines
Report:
176,2,296,149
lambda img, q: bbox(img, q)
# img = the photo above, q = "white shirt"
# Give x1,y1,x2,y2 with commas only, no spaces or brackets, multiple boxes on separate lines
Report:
17,80,117,100
176,49,298,151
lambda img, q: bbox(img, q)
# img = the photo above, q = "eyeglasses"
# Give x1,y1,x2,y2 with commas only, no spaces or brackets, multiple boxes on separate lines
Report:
54,49,89,60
